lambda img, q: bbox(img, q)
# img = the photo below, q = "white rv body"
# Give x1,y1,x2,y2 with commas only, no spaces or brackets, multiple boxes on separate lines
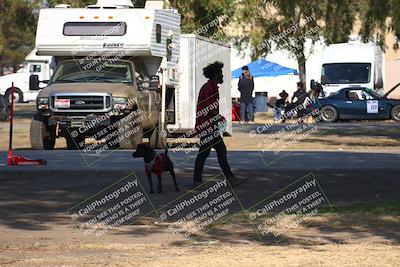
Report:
168,34,232,135
36,7,181,79
0,49,52,102
316,43,384,96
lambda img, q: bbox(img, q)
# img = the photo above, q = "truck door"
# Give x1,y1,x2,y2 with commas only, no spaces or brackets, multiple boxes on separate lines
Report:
134,71,152,123
29,63,46,81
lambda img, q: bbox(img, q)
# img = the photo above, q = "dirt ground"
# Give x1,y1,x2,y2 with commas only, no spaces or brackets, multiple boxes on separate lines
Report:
1,206,399,266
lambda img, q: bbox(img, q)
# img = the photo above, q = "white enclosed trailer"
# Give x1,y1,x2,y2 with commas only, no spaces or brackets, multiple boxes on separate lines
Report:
168,34,232,135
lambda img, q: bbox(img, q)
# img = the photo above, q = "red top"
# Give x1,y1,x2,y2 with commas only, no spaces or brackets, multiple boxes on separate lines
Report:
145,153,169,176
195,80,224,136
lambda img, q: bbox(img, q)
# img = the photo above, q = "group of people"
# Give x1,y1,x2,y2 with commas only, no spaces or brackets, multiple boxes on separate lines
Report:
274,80,325,122
236,65,325,124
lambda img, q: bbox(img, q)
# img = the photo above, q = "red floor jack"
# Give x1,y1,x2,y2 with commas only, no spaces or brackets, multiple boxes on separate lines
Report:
7,82,46,166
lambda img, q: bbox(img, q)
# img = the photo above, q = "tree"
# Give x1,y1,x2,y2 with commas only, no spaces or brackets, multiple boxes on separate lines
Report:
233,0,362,84
0,0,38,75
358,0,400,49
45,0,96,8
168,0,234,38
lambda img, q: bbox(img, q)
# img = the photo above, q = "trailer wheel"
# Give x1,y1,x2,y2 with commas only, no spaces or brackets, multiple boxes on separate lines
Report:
118,114,143,149
6,88,23,103
30,113,56,150
321,105,339,122
65,131,85,150
149,127,167,149
391,105,400,122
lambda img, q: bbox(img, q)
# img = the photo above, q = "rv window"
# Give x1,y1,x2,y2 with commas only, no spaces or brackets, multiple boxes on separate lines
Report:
321,63,371,84
156,24,161,43
63,22,127,36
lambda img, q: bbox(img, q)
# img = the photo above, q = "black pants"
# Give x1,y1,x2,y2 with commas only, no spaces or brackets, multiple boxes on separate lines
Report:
193,133,234,183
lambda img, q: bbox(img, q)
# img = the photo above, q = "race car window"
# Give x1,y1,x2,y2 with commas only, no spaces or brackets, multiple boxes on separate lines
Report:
347,90,362,100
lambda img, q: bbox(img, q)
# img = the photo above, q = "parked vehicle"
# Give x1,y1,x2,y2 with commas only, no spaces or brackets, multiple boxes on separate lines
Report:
313,43,384,97
30,0,231,150
308,82,400,122
0,49,52,103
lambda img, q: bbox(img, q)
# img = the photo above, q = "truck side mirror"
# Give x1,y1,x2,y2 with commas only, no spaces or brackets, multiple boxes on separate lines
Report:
29,75,40,90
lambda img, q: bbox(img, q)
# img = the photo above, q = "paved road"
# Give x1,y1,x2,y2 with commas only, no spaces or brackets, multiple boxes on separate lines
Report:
1,150,399,210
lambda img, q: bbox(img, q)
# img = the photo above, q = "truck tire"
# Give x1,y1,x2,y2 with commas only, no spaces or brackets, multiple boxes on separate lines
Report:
65,133,85,150
30,113,56,150
391,105,400,122
149,127,167,149
6,88,23,103
118,114,143,149
321,105,339,122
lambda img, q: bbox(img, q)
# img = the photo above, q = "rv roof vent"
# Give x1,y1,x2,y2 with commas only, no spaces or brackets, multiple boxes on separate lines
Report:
54,4,71,8
87,0,134,9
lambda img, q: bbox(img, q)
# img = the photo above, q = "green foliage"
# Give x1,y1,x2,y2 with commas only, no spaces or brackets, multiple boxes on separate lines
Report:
233,0,400,82
359,0,400,49
169,0,234,38
0,0,38,73
45,0,96,8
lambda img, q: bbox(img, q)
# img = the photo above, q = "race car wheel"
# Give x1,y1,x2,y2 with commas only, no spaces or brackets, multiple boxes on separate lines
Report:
321,105,338,122
391,105,400,122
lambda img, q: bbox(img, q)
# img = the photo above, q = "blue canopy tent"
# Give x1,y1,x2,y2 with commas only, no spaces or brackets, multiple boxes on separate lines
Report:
231,59,298,113
232,59,298,78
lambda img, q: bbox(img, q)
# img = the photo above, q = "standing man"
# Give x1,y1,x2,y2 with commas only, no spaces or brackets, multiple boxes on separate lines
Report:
291,82,307,120
193,61,241,188
238,66,255,124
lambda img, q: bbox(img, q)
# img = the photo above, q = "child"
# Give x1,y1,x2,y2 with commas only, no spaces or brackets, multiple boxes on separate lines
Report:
274,90,288,122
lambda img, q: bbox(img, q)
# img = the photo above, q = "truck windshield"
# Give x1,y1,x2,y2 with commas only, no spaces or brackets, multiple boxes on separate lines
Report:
51,60,133,84
321,63,371,84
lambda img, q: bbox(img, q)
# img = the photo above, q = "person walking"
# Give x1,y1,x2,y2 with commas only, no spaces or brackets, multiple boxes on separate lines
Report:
193,61,241,188
238,66,255,124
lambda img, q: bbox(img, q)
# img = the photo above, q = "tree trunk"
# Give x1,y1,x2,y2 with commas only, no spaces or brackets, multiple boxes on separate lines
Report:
296,44,307,86
298,60,306,86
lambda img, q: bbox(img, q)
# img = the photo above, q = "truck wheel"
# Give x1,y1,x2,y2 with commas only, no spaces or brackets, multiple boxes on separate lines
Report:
118,115,143,149
30,113,56,150
321,105,339,122
65,130,85,150
6,88,23,103
391,105,400,122
149,127,167,149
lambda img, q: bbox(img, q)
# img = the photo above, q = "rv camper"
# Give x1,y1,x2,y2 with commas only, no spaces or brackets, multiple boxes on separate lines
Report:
30,0,231,150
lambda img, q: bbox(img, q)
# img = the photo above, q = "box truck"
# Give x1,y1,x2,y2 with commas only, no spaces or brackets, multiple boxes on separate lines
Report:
30,0,231,150
313,43,384,97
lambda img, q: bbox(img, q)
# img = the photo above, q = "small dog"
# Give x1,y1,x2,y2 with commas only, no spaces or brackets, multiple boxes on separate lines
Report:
132,144,179,193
